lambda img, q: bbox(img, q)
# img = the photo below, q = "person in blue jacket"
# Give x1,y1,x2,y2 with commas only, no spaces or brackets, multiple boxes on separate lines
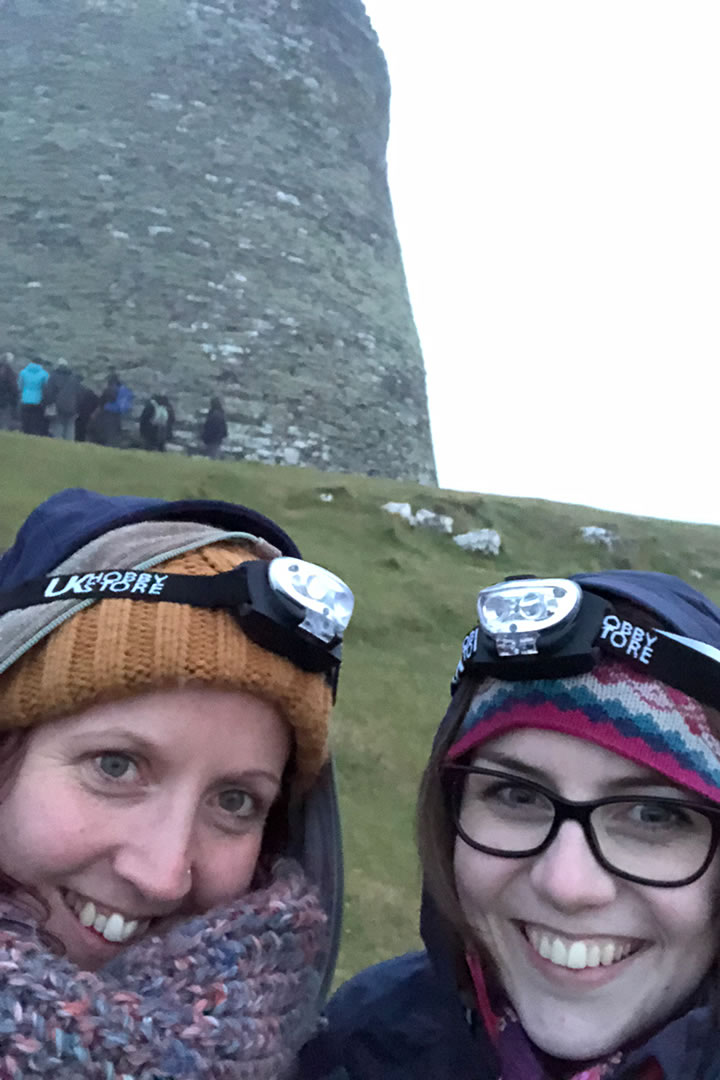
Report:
98,370,134,446
0,488,351,1078
300,571,720,1080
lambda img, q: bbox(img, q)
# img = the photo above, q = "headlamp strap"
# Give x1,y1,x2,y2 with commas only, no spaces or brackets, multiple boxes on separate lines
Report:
0,568,251,615
452,605,720,713
598,614,720,711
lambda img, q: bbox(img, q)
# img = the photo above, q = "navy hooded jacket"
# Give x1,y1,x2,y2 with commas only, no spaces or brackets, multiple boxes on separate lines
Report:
298,571,720,1080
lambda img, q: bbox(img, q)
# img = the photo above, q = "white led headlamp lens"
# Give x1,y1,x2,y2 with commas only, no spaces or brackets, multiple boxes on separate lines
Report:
268,557,355,643
478,578,582,656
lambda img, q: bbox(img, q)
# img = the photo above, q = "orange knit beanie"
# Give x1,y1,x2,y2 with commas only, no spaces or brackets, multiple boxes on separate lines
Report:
0,540,332,782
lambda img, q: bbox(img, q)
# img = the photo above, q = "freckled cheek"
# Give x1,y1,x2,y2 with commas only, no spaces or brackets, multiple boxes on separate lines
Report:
197,832,266,908
0,786,101,881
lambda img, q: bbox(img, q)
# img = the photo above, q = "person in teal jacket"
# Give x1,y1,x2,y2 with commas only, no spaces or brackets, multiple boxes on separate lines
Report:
17,356,49,435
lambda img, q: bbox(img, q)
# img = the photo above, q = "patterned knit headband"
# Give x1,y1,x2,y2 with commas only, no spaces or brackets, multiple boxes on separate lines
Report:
448,660,720,803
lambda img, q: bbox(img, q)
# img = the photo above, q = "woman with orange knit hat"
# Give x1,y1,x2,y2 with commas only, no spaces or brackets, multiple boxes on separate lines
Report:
0,486,353,1079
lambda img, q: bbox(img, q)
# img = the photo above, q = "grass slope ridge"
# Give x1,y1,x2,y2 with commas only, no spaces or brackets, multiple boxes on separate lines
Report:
2,430,720,980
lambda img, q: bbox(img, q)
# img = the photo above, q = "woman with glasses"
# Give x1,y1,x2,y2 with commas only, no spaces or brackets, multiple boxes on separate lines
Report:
300,571,720,1080
0,487,352,1079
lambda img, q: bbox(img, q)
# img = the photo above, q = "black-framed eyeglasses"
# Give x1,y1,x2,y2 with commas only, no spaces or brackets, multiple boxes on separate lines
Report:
443,764,720,888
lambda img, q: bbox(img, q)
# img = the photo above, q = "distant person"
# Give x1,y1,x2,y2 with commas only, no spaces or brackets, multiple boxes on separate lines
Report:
139,393,174,452
98,371,133,447
201,395,228,459
74,380,100,443
44,358,81,440
17,355,49,436
0,353,18,431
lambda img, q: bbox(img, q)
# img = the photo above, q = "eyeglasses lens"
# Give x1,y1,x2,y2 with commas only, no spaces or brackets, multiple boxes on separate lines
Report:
456,770,713,884
591,800,712,882
459,772,555,851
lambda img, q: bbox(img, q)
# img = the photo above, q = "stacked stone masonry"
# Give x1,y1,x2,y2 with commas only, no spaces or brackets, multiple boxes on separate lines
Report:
1,0,437,483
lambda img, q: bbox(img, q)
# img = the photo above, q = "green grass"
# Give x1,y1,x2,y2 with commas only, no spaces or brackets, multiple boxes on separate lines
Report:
2,430,720,981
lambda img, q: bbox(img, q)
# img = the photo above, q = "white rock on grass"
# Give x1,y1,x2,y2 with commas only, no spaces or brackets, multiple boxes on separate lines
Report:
319,493,334,503
580,526,618,550
453,529,502,556
382,501,415,524
413,508,454,534
382,502,455,534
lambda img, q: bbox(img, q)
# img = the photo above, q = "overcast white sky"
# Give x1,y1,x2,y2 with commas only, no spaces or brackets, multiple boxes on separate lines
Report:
361,2,720,526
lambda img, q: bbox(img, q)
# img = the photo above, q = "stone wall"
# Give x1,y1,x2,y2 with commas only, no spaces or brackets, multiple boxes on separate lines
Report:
0,0,437,482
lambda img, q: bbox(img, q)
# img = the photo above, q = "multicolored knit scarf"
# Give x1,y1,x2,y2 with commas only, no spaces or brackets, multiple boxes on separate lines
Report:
0,859,326,1079
448,660,720,803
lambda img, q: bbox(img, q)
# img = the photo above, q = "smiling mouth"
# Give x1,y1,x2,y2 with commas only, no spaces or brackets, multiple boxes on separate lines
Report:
520,922,646,971
61,889,152,945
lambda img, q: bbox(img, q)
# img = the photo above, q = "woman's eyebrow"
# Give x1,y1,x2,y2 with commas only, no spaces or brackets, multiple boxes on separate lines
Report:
214,769,283,789
473,750,685,794
65,727,159,756
472,751,554,785
65,731,283,788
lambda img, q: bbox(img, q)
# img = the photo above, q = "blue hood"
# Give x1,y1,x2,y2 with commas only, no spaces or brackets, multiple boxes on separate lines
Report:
572,569,720,647
0,488,302,589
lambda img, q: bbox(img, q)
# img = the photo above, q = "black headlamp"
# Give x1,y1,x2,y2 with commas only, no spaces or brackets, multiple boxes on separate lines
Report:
452,576,720,713
0,556,354,697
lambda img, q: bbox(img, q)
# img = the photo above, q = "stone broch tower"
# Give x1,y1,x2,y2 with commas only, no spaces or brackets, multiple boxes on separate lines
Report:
1,0,437,483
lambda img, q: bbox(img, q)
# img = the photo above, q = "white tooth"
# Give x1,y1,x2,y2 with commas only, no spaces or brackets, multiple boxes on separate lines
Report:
587,943,601,967
526,926,541,950
93,912,108,933
102,913,126,943
566,941,588,969
550,938,569,967
78,901,96,927
120,918,139,942
538,934,553,960
600,943,616,966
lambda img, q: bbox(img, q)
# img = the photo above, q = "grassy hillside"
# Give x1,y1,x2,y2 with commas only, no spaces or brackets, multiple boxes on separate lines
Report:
2,430,720,981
